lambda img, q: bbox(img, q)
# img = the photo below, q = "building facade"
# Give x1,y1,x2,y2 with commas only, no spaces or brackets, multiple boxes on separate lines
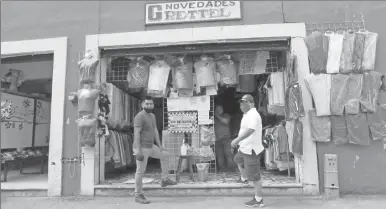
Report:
1,1,386,196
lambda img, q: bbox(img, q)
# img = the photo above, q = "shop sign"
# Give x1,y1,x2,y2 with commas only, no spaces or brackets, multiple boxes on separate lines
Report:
145,1,241,25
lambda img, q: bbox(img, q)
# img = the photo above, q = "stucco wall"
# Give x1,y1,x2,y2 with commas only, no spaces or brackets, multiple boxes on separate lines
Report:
2,1,386,195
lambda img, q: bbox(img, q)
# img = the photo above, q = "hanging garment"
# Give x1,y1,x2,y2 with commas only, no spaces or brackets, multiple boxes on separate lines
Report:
127,58,150,88
238,75,256,93
360,31,378,72
309,109,331,142
326,31,344,74
194,55,216,87
304,31,329,74
78,56,100,83
366,104,386,141
330,115,348,145
273,124,290,161
339,30,356,74
98,94,111,117
77,117,97,147
346,113,371,146
360,71,383,113
353,32,366,73
147,60,171,98
285,83,305,120
344,74,363,114
172,56,194,90
264,75,285,115
238,51,269,75
270,72,285,106
285,120,295,153
330,74,350,115
292,119,303,156
285,54,298,87
257,76,269,115
217,55,238,85
78,87,100,114
305,73,331,116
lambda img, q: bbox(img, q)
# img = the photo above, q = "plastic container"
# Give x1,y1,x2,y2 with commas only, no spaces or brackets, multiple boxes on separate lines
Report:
196,163,209,182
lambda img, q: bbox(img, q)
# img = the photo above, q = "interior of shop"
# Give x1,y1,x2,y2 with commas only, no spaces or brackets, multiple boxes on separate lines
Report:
1,54,52,189
99,44,298,186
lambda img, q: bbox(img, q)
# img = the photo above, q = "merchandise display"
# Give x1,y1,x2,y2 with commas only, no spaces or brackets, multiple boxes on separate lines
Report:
77,84,100,114
168,111,198,133
78,51,100,84
127,57,150,88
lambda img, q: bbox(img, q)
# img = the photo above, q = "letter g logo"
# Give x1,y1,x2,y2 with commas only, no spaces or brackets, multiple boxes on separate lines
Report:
148,5,162,21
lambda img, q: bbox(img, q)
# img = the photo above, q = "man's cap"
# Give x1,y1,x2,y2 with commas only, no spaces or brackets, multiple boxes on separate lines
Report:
239,94,254,103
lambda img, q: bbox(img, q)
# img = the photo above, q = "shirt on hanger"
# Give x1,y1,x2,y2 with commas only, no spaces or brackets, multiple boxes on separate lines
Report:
305,73,331,116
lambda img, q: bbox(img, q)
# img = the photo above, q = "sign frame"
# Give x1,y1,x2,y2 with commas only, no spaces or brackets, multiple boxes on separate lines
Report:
145,1,242,25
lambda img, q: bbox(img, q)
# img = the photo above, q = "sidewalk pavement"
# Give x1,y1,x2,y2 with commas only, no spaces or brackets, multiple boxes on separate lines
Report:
2,195,386,209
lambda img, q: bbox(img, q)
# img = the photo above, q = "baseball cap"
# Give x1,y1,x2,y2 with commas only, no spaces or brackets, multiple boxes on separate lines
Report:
239,94,254,103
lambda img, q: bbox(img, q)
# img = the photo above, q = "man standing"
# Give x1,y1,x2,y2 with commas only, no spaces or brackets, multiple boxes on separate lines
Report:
133,96,177,204
231,94,265,208
214,104,236,171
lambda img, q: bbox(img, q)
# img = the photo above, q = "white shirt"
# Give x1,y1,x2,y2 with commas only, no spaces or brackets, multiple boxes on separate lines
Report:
238,108,264,155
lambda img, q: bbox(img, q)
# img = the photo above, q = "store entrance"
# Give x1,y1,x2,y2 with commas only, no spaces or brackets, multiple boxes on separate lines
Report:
99,45,298,186
1,54,53,189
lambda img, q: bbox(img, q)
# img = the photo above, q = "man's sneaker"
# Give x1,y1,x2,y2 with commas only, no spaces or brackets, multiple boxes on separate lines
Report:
244,197,265,208
161,178,177,187
235,178,248,184
135,193,150,204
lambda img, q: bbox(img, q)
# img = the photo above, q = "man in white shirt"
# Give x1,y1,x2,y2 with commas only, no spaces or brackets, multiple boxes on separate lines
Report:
231,94,265,208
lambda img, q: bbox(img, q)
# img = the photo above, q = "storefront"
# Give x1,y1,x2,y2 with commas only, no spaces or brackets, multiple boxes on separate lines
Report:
79,21,320,196
1,38,68,196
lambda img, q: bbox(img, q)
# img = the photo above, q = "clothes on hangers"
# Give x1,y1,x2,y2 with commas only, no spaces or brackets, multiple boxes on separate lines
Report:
147,60,171,98
339,31,356,74
330,115,348,145
360,71,383,113
305,73,331,116
326,31,344,74
359,31,378,72
366,104,386,141
304,31,329,74
127,57,150,88
344,74,363,114
285,83,305,120
217,55,239,85
346,113,371,146
309,109,331,142
330,74,349,115
105,130,135,168
238,51,269,75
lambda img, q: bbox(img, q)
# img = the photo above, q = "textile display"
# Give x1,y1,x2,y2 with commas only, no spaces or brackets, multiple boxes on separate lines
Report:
285,120,295,153
200,125,215,146
366,104,386,141
330,74,349,115
330,115,348,145
344,74,363,114
194,55,216,87
326,31,344,74
353,32,366,73
304,31,329,74
346,113,371,146
339,30,356,74
78,55,100,83
285,54,298,87
360,71,383,113
127,57,150,88
77,117,98,147
238,51,269,75
147,60,171,98
292,119,303,156
360,31,378,72
216,55,238,85
309,109,331,142
170,56,194,90
105,131,134,168
77,85,100,114
285,83,305,120
305,73,331,116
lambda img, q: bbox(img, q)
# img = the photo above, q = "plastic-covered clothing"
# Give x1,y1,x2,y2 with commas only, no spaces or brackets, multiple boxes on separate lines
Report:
217,56,238,85
339,31,356,74
326,32,344,74
344,74,363,114
346,113,371,146
238,51,269,75
304,31,329,74
77,117,97,147
292,119,303,156
366,104,386,141
330,115,348,145
78,56,99,83
285,120,294,153
171,56,194,90
78,87,100,113
194,56,216,87
360,71,383,113
353,32,366,73
309,109,331,142
330,74,349,115
285,83,305,120
305,73,331,116
285,54,298,87
147,60,170,98
360,31,378,72
127,58,150,88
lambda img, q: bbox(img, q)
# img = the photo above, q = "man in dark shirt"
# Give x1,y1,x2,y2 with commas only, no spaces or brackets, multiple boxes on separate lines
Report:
133,96,176,204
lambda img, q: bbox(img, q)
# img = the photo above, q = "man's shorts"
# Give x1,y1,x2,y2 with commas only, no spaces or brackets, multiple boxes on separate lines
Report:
233,150,262,181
